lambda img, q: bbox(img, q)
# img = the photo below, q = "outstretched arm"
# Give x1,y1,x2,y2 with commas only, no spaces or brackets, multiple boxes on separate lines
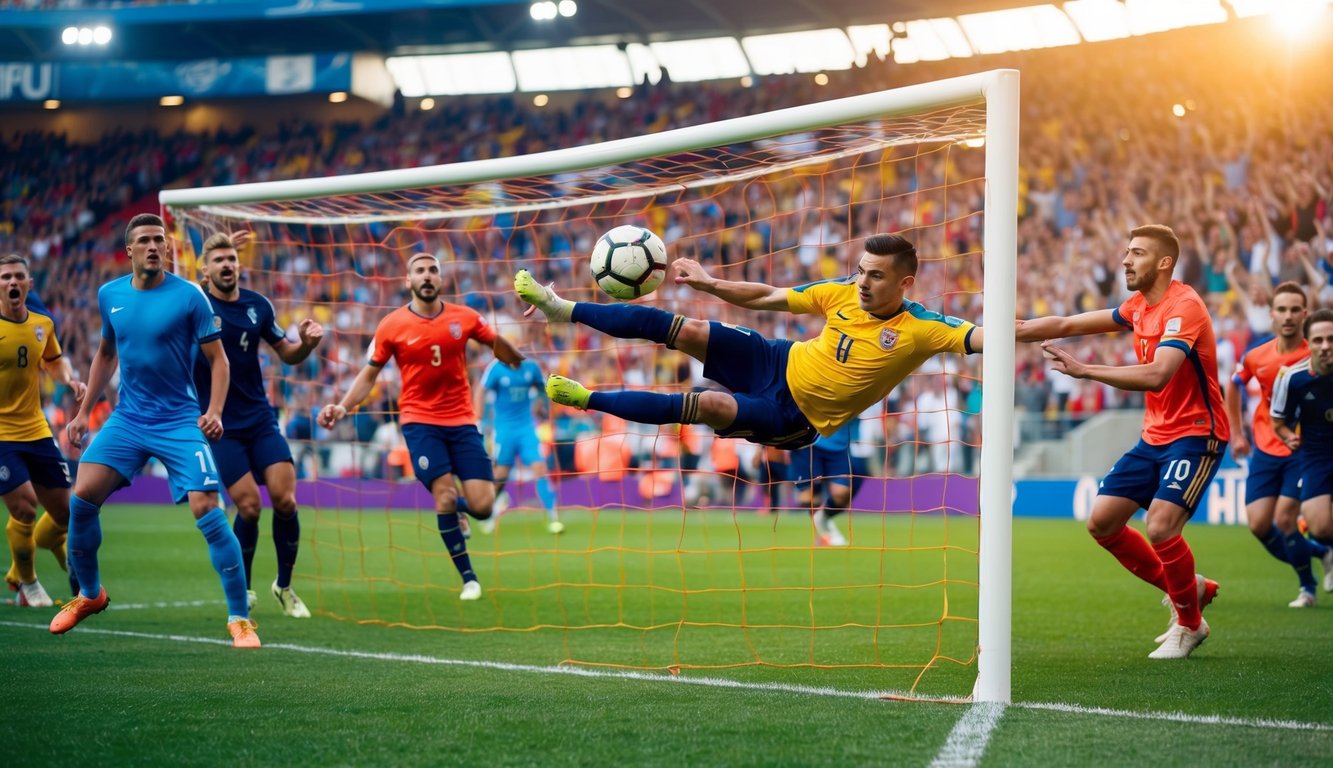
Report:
673,258,791,312
1043,342,1185,392
272,318,324,365
489,334,526,367
319,363,383,429
1015,309,1121,343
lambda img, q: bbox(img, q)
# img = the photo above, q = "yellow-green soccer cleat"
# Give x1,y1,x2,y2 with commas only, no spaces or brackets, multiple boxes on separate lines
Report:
514,270,574,323
272,580,312,619
546,375,591,410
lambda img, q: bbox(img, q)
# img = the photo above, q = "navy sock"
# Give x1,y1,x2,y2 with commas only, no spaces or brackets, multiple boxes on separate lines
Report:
272,510,300,590
1308,536,1330,558
68,495,102,599
572,302,675,344
197,507,249,617
456,496,472,518
588,391,684,424
436,513,477,584
1258,528,1289,564
233,514,260,589
1284,530,1318,592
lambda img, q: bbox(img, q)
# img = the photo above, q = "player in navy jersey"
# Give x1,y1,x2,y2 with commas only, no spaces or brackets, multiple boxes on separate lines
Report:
476,356,562,534
791,418,867,547
193,232,323,618
53,213,259,647
1271,309,1333,555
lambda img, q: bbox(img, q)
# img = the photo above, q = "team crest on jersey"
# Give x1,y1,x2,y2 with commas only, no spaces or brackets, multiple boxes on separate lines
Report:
418,456,429,470
213,316,223,330
449,322,462,340
0,465,8,482
247,307,259,325
1133,311,1142,322
34,326,43,343
879,328,899,351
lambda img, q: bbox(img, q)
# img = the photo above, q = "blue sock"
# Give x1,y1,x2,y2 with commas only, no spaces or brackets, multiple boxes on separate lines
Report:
436,513,477,584
1258,528,1289,564
588,391,684,424
272,510,300,590
232,514,259,589
68,495,103,599
1308,536,1330,558
456,496,472,518
536,476,557,517
572,302,676,345
197,507,249,617
1284,530,1318,592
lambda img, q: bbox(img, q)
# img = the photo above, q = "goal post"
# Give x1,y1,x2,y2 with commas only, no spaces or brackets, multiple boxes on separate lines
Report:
162,69,1018,703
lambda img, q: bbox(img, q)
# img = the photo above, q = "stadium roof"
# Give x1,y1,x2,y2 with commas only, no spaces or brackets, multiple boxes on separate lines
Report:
0,0,1029,60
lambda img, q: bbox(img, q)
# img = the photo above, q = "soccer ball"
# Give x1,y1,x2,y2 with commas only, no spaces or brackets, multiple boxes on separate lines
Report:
589,225,668,300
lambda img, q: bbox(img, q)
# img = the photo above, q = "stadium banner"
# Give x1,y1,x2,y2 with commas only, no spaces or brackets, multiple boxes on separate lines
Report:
0,54,351,102
99,467,1253,525
0,1,512,26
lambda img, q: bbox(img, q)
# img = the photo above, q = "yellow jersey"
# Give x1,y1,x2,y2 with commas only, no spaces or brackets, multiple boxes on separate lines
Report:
0,308,62,441
785,278,976,436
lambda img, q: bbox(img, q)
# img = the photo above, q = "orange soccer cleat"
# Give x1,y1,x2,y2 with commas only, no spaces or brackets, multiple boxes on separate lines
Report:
49,587,109,634
227,618,262,649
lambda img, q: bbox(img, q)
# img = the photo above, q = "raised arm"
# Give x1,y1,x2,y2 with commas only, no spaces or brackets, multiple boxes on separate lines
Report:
1015,309,1122,343
673,258,790,312
272,317,324,365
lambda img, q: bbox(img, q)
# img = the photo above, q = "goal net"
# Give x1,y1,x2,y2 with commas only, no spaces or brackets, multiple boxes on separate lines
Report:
162,70,1017,702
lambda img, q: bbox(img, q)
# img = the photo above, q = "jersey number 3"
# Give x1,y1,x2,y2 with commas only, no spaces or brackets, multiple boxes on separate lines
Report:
430,345,442,367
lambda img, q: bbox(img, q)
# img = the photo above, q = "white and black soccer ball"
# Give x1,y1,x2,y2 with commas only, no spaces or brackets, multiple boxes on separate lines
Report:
589,225,668,301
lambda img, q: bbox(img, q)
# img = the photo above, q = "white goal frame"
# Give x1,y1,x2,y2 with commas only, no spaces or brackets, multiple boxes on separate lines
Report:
162,69,1020,703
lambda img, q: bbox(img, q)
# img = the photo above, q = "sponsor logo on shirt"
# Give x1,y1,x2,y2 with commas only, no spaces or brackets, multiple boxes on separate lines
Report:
1165,317,1182,335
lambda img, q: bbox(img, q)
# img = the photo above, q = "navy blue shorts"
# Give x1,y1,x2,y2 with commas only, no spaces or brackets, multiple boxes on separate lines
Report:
1244,447,1302,504
1098,436,1224,515
1299,453,1333,502
702,322,817,450
401,423,494,490
790,445,854,490
210,422,294,489
0,437,72,495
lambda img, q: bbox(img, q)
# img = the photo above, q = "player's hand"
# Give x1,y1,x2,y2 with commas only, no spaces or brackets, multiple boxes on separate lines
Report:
319,404,347,429
1041,341,1084,378
1228,434,1251,460
66,413,89,449
1281,433,1301,452
69,379,88,405
199,412,224,440
298,318,325,348
228,229,253,250
673,259,714,291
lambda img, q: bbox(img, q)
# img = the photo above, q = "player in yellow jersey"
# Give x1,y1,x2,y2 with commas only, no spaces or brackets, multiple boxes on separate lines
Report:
0,254,86,607
515,233,983,451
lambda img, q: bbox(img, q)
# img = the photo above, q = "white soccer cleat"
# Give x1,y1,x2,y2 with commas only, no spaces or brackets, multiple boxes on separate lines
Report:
246,589,258,611
1156,574,1218,644
459,513,472,540
17,579,53,608
272,580,312,618
478,517,497,535
1288,589,1316,609
494,491,511,518
514,270,574,323
1148,617,1209,660
547,519,565,535
459,580,482,601
812,509,848,547
1321,548,1333,593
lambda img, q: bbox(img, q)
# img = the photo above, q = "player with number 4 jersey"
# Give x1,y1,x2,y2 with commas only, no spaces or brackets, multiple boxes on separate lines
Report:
1271,308,1333,570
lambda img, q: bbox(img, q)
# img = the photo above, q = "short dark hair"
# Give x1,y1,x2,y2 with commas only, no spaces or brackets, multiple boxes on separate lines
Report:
864,233,917,276
125,213,165,245
1305,308,1333,337
1128,224,1180,265
0,253,29,271
1271,281,1308,307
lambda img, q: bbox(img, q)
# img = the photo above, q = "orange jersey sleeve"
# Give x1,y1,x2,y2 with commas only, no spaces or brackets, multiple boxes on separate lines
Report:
1232,339,1309,456
368,303,496,427
1116,281,1229,445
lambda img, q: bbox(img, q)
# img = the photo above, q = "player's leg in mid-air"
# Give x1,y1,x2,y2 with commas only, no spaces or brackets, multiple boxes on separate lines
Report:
401,423,485,600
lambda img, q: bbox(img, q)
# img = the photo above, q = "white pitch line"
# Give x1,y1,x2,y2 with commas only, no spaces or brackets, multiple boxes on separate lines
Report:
108,599,227,611
2,619,1330,734
930,702,1006,768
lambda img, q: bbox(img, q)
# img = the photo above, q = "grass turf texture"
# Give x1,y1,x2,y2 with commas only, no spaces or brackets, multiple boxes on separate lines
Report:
2,505,1331,766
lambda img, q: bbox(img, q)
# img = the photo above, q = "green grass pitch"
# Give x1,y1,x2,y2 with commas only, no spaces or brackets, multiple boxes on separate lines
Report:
2,504,1330,766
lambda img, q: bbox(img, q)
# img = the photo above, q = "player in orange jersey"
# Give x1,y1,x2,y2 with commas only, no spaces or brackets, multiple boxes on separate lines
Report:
319,253,524,601
1018,225,1228,660
1227,282,1332,607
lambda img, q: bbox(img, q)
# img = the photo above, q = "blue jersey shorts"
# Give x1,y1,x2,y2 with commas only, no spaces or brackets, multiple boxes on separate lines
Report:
0,437,72,495
790,444,855,490
80,413,221,503
1098,436,1224,515
1299,453,1333,502
702,321,818,450
401,423,494,490
494,425,544,469
1243,447,1302,505
209,421,294,489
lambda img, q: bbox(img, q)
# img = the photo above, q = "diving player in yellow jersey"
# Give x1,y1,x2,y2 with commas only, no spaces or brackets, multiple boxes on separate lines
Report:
515,233,984,450
0,254,86,607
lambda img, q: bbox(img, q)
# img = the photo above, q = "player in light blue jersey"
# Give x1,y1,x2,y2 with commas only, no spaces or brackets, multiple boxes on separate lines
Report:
476,357,562,534
791,417,868,546
52,213,259,648
1272,309,1333,558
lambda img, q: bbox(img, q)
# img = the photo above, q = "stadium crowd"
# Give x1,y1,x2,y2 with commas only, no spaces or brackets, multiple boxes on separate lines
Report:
5,22,1330,485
